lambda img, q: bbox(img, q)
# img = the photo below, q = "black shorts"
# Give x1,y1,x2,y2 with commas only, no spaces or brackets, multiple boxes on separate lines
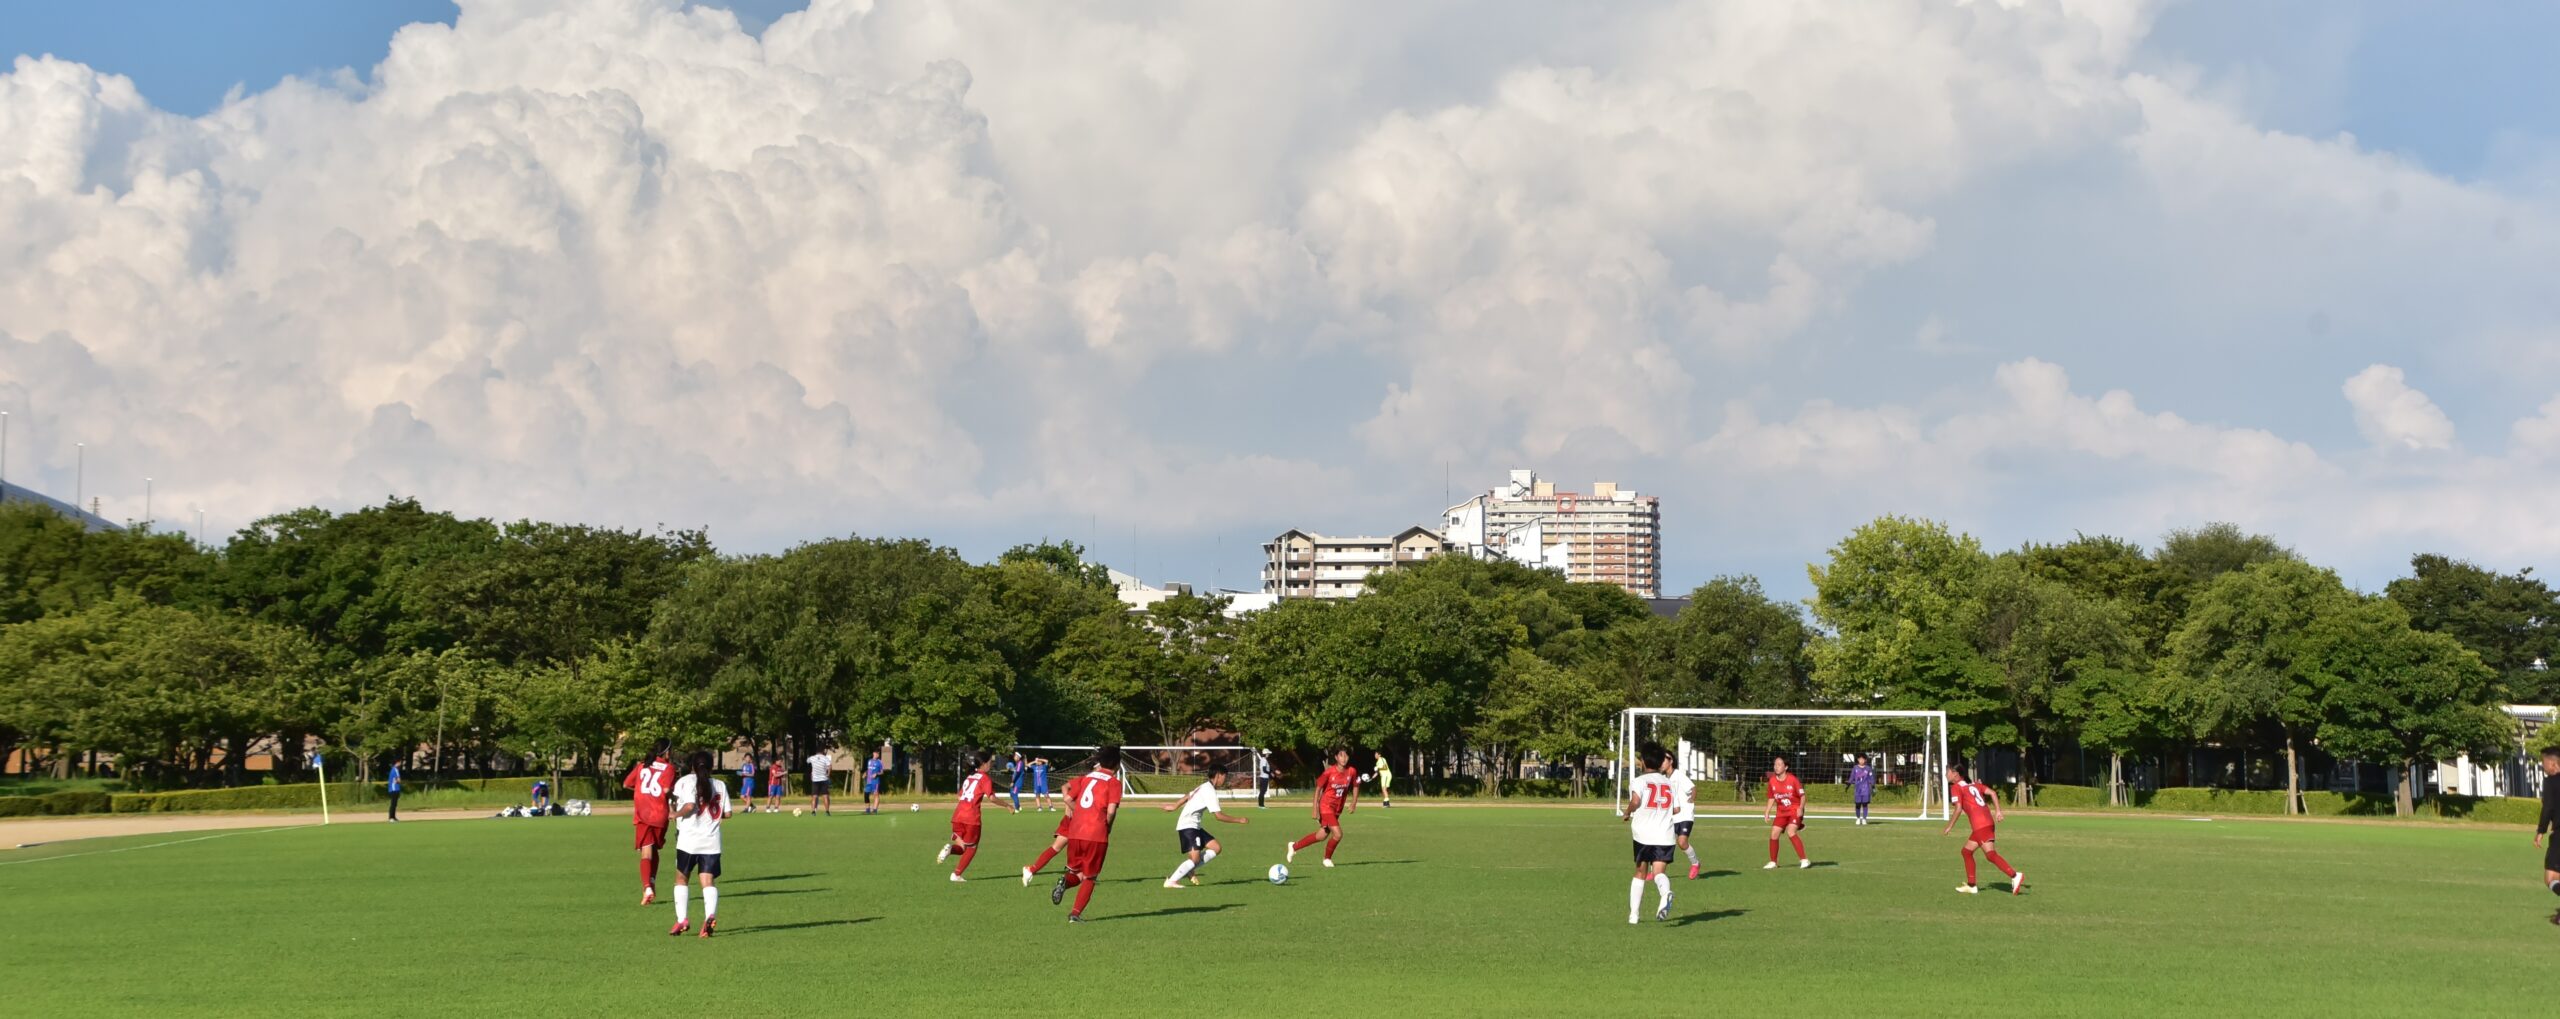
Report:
1673,821,1694,837
1632,842,1675,865
1178,828,1214,854
676,850,722,878
2546,837,2560,873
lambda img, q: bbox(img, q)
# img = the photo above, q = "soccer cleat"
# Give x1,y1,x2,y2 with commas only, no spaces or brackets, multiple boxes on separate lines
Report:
1799,859,1812,870
1687,864,1700,881
700,917,716,938
641,887,655,906
1164,879,1184,889
1022,867,1035,887
667,920,689,936
937,844,952,863
1656,892,1674,922
950,873,967,883
1762,861,1778,870
1628,914,1640,925
1286,842,1298,863
1188,876,1201,886
1051,873,1069,906
1955,885,1978,894
2010,872,2025,895
1067,913,1085,924
1321,858,1335,868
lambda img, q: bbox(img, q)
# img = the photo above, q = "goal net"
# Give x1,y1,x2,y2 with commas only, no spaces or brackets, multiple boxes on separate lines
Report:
1009,745,1259,799
1617,709,1947,821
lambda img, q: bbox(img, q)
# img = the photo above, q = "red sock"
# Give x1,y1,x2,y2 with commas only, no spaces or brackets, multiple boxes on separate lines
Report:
955,845,979,876
1030,847,1058,873
1324,836,1341,861
1292,832,1323,852
1073,879,1095,914
1985,851,2016,878
1789,834,1806,860
1768,838,1779,862
640,858,652,887
1063,870,1083,889
1962,848,1977,885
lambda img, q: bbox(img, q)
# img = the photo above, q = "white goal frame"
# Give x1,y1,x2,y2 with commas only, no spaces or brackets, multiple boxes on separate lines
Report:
1616,708,1949,822
1010,745,1262,800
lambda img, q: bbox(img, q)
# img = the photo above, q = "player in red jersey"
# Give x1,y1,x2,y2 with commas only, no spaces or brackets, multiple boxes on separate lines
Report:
1762,755,1811,870
1287,748,1360,868
939,753,1015,881
1048,745,1125,923
621,740,676,905
1942,764,2022,894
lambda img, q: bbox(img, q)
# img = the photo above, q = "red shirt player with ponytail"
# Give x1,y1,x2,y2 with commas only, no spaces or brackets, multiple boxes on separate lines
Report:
621,740,675,905
1943,765,2023,895
1763,756,1811,869
940,753,1013,881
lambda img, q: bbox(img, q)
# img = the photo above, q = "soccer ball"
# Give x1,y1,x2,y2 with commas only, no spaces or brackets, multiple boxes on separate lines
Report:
1267,864,1290,885
791,808,803,817
910,803,920,812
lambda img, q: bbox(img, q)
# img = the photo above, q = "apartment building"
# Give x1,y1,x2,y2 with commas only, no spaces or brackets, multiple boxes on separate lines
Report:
1261,527,1449,599
1443,469,1661,598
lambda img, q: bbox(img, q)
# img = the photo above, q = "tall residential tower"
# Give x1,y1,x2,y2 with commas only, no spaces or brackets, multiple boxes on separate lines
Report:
1442,469,1660,598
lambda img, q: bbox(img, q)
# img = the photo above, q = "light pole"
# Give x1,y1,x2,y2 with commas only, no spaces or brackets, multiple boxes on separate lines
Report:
74,443,83,513
144,477,153,531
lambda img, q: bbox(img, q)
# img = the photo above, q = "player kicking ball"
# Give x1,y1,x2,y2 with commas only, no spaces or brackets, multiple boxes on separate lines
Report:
1943,764,2023,895
1623,742,1680,923
1762,756,1812,870
1162,767,1248,887
1050,745,1125,923
1287,748,1360,868
940,753,1014,881
668,751,730,938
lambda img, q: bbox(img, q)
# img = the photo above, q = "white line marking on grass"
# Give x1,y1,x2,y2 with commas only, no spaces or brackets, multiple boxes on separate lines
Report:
0,825,304,865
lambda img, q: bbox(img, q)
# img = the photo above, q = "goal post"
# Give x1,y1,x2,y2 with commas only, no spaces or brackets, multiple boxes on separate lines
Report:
1009,745,1261,799
1616,709,1949,821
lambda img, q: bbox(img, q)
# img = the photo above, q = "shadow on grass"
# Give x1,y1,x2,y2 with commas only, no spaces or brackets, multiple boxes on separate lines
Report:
1091,904,1244,923
1329,859,1418,867
727,873,820,883
725,917,879,935
1669,909,1747,927
724,887,828,898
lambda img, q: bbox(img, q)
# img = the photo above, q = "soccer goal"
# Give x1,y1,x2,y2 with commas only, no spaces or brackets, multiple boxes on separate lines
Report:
1009,745,1261,799
1616,709,1949,821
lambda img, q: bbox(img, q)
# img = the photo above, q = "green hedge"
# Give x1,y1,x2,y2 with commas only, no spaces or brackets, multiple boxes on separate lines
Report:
2029,784,2106,809
0,790,117,817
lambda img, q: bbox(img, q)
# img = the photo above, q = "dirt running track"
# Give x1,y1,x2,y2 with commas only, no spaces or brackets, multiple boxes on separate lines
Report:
0,806,635,849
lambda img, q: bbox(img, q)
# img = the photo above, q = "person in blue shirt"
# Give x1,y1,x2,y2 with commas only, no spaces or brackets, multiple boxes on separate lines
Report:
737,756,758,802
1850,756,1877,825
862,751,885,815
385,761,403,822
1008,751,1025,812
530,778,551,812
1031,756,1053,812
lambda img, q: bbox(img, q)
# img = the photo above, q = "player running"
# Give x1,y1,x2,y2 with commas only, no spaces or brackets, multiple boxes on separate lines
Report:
1943,764,2023,895
940,754,1014,881
1050,746,1125,923
621,740,676,905
1288,748,1360,868
1762,755,1811,870
1162,767,1248,887
1669,757,1701,879
668,750,730,937
1624,742,1680,924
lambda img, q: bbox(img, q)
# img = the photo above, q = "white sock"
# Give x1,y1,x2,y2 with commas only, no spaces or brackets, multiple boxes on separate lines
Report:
1684,846,1699,866
1170,859,1198,883
703,886,718,919
674,884,690,923
1201,848,1218,867
1628,878,1644,914
1653,873,1672,906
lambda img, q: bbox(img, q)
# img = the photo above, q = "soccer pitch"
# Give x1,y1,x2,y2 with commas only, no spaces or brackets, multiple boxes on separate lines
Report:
6,805,2547,1017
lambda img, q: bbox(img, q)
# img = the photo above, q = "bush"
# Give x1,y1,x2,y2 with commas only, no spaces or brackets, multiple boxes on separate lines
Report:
37,790,112,815
2028,784,2106,809
2132,787,2290,815
2426,794,2543,824
0,796,41,818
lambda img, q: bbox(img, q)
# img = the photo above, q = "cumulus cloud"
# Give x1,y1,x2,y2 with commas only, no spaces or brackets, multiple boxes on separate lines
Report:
0,0,2556,591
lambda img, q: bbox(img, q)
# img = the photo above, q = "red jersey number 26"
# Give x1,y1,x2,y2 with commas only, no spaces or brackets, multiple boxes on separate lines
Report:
1644,783,1673,809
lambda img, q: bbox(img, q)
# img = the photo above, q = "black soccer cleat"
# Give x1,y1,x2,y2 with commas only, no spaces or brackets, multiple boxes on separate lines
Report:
1051,873,1069,906
1067,913,1085,924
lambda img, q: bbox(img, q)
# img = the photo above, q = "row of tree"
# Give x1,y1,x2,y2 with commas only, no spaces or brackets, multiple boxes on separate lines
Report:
1,499,2552,815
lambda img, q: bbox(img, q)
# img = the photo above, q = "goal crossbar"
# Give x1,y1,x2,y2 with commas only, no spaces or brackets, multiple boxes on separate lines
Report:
1616,709,1949,821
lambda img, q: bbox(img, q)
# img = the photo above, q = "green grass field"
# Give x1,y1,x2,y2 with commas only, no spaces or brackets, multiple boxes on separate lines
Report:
5,804,2552,1016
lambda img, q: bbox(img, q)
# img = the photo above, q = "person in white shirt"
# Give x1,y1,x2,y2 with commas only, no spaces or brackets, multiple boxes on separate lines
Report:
669,750,731,938
806,747,836,816
1623,743,1680,924
1670,760,1700,879
1160,767,1250,888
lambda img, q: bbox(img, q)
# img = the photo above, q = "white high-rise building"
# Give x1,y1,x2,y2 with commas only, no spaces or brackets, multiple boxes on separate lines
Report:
1443,469,1661,597
1261,527,1449,599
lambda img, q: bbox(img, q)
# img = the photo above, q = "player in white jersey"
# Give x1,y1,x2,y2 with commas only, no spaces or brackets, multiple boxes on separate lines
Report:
1623,743,1680,924
668,750,730,938
1161,767,1249,887
1669,761,1701,879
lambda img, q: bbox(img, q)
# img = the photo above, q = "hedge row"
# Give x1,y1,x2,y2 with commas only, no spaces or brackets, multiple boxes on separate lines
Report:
0,790,115,817
2014,784,2544,822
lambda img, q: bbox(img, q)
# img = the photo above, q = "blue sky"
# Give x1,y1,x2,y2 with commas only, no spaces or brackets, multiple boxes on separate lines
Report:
1,0,2555,602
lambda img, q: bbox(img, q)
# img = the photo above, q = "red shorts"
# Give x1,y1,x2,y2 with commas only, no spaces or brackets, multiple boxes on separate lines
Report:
1969,826,1997,844
1773,813,1803,830
1066,838,1110,877
1317,804,1344,827
952,822,982,846
1053,816,1071,838
634,822,667,850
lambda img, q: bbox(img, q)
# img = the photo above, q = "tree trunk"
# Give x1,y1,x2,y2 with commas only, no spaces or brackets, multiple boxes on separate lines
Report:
2284,732,2301,816
2014,743,2030,808
2395,762,2415,818
2108,753,2124,807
